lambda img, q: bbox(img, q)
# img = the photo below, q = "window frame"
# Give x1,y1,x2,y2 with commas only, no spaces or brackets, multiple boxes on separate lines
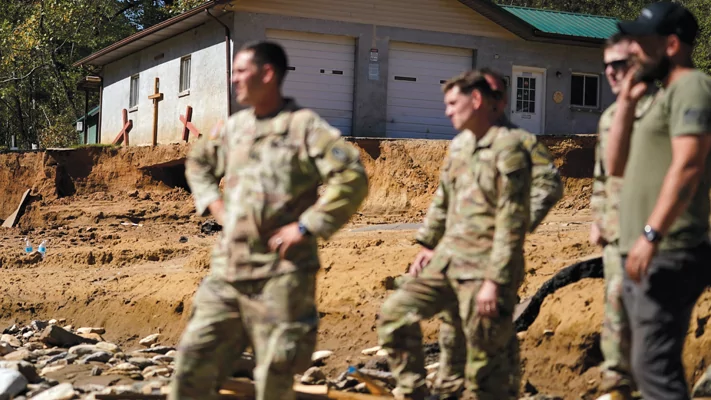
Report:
570,72,600,109
129,74,140,109
180,55,192,94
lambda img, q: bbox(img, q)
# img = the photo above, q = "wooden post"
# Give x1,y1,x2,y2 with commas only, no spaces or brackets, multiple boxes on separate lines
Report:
148,77,164,146
83,89,89,144
112,108,133,146
180,105,201,142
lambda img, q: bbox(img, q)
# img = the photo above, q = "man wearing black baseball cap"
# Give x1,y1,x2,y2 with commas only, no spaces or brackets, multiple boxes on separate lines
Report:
604,2,711,400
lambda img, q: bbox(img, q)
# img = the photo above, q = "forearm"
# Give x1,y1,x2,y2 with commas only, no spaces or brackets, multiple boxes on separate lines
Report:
645,164,703,235
605,101,637,177
415,181,448,249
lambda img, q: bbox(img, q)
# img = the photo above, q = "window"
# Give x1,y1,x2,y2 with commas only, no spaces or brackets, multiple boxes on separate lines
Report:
180,55,191,92
515,76,536,113
129,74,139,108
570,73,599,108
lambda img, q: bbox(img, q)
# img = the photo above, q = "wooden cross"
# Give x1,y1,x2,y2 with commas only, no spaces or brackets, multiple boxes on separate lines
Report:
179,105,201,142
148,77,164,146
112,108,133,146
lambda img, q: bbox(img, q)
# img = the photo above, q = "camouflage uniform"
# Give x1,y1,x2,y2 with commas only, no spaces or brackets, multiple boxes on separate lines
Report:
170,98,368,400
392,119,561,398
591,94,657,393
378,126,532,400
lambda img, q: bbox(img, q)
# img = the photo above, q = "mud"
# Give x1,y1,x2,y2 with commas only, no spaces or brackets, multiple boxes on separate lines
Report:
2,135,706,399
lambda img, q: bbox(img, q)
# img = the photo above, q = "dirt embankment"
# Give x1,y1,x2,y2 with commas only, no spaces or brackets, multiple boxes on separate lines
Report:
0,135,626,399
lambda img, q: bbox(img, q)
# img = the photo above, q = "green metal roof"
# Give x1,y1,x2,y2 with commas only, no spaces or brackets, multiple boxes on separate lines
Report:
501,5,619,40
76,105,100,122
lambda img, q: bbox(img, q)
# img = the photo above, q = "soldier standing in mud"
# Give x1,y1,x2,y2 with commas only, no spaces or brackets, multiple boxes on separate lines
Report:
395,68,563,400
589,32,657,400
605,3,711,399
170,41,368,400
377,69,532,400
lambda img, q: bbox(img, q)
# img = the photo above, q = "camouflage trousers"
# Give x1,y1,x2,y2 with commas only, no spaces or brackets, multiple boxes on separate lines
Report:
600,243,634,391
168,270,319,400
379,271,519,400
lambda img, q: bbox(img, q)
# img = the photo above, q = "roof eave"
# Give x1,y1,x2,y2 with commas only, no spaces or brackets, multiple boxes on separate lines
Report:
530,30,605,48
72,0,228,68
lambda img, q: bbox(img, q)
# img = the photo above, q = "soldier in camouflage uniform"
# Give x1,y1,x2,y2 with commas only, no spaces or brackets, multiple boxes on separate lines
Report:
378,70,532,400
402,68,562,399
590,33,657,400
169,41,368,400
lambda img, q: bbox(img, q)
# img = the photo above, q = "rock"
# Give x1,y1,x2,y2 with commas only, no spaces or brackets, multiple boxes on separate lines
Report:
141,366,172,379
0,368,28,398
25,382,54,397
135,346,173,355
40,326,97,348
68,345,98,356
31,321,48,332
300,367,326,385
354,382,367,392
3,349,33,362
75,383,105,393
334,377,358,391
77,333,104,342
128,357,156,370
84,352,112,363
152,355,174,364
200,220,222,235
32,349,65,358
165,350,177,357
106,363,142,380
139,334,160,347
47,320,57,326
57,319,66,325
375,348,389,357
91,367,102,377
40,365,66,376
361,346,381,356
0,361,40,383
109,363,141,372
363,356,389,371
62,326,73,332
3,325,18,335
0,343,14,357
76,328,105,335
21,331,34,340
425,362,439,373
42,353,68,366
311,350,333,364
23,342,44,351
29,382,76,400
693,365,711,397
1,335,21,348
95,342,120,354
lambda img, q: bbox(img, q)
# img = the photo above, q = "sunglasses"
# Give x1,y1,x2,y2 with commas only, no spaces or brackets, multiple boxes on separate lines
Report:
604,59,630,71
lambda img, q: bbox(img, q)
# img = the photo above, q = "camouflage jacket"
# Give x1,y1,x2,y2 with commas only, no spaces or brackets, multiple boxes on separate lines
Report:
185,98,368,281
416,126,532,285
591,93,658,244
498,117,562,232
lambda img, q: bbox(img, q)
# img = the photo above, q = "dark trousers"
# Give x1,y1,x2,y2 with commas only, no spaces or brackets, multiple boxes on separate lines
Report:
622,241,711,400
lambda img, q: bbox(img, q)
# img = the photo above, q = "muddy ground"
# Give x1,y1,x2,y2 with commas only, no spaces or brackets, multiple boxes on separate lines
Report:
2,137,711,399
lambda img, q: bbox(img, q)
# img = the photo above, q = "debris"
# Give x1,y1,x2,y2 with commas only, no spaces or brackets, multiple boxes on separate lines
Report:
29,382,76,400
1,189,30,229
311,350,333,364
375,349,388,357
84,352,112,363
361,346,381,356
95,342,120,354
135,346,173,355
139,334,161,347
40,325,98,347
200,220,222,235
178,236,188,243
77,327,106,335
1,334,21,348
300,367,326,385
0,361,41,383
0,368,28,398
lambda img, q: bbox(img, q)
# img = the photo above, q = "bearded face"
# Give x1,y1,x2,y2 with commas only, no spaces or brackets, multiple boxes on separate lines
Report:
629,35,672,83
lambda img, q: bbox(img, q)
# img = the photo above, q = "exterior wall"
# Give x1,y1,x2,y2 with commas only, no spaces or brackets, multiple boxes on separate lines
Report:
230,0,519,40
233,10,612,136
100,14,232,145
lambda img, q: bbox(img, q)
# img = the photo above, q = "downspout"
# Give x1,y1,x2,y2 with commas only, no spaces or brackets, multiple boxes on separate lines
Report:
206,8,232,117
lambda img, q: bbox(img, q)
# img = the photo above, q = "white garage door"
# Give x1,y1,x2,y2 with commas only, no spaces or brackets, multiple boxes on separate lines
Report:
386,42,473,139
266,29,355,136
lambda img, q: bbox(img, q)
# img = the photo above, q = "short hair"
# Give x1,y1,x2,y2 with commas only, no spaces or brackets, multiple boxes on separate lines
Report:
442,69,500,101
604,32,628,49
239,41,289,86
479,67,507,91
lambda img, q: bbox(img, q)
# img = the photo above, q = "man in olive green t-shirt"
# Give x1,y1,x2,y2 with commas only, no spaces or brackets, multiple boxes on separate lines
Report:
606,3,711,400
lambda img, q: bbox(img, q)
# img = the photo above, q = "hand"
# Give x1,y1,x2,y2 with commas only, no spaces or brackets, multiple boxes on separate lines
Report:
208,200,225,226
618,64,648,105
408,247,434,277
589,223,607,247
625,235,657,283
476,280,499,318
268,222,307,258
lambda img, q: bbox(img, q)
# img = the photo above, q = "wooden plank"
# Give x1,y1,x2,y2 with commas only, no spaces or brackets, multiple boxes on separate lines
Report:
2,189,30,228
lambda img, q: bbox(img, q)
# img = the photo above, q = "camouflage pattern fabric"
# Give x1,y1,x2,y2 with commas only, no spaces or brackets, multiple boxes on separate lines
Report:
171,98,367,400
378,126,531,400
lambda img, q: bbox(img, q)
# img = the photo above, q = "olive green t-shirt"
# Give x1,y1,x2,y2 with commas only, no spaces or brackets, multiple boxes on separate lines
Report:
620,69,711,254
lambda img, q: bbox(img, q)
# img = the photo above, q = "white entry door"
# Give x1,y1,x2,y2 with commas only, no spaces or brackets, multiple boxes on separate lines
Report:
266,29,355,135
510,67,546,134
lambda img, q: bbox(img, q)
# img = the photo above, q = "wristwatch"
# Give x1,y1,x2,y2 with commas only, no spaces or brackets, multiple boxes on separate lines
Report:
298,222,312,237
643,224,663,243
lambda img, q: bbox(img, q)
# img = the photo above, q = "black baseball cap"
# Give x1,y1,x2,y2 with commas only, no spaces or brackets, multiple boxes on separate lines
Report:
617,2,698,45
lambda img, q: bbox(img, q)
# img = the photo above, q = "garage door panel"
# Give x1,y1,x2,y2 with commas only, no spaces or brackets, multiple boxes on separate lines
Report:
386,42,472,139
267,29,354,136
